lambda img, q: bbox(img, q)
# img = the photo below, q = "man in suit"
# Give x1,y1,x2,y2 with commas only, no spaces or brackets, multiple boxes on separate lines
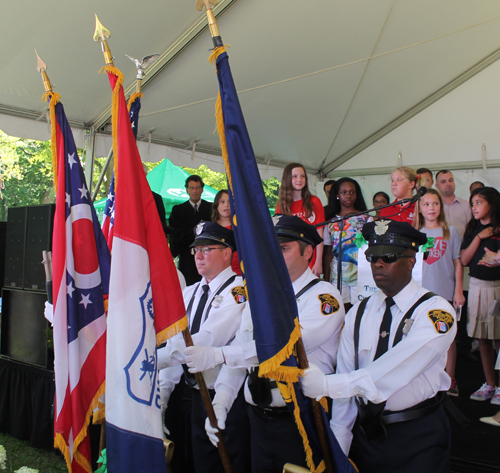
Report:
169,175,213,285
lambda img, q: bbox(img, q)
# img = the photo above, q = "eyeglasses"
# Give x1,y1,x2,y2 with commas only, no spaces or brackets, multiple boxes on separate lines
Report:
187,186,202,191
191,247,224,255
366,254,412,264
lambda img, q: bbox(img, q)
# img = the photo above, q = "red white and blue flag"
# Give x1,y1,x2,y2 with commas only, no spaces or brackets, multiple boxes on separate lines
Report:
48,92,111,473
103,67,186,472
101,91,141,248
101,178,115,248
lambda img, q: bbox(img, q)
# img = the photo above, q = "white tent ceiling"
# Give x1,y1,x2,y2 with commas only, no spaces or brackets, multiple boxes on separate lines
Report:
2,0,500,183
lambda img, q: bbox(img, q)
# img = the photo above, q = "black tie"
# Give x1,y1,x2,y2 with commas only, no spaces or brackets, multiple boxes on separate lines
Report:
374,297,395,361
191,284,209,334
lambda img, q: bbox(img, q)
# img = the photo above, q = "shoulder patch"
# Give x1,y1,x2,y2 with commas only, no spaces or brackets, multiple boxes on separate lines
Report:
318,294,340,315
427,309,454,334
231,286,247,304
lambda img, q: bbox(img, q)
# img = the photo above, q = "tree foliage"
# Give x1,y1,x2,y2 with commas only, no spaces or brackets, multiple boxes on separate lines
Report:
0,129,280,222
0,131,55,221
181,164,280,209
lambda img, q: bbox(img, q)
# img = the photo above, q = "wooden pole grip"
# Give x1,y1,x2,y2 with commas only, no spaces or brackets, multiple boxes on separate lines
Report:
182,329,233,473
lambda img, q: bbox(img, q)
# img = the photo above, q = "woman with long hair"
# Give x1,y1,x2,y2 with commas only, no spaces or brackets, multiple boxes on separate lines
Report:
212,189,241,276
276,163,325,276
323,177,370,310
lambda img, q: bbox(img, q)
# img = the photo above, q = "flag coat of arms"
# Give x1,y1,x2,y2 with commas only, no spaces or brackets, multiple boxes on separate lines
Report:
211,48,356,473
48,92,111,473
103,67,186,472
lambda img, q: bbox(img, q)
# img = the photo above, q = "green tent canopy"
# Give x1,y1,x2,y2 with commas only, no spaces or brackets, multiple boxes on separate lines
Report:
94,158,219,222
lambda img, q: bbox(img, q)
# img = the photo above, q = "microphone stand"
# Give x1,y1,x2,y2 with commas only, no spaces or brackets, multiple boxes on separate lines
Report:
316,191,423,293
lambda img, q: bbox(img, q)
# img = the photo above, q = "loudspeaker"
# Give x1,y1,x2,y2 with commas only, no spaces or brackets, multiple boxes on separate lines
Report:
0,288,51,368
4,205,55,290
25,205,55,290
4,207,27,289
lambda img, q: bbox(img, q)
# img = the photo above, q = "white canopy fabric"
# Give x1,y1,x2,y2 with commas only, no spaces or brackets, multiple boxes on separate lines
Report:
2,0,500,187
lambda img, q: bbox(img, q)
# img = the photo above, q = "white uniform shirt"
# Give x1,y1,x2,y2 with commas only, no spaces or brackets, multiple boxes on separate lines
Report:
215,268,345,409
329,279,456,455
158,266,246,390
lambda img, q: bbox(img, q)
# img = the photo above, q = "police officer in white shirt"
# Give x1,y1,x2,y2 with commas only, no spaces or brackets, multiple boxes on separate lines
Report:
299,220,456,473
184,215,345,472
158,221,249,473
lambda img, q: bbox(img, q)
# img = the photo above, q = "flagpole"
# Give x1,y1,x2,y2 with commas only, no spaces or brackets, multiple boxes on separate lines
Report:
296,339,335,473
196,0,224,48
196,4,336,471
94,17,232,473
182,329,233,473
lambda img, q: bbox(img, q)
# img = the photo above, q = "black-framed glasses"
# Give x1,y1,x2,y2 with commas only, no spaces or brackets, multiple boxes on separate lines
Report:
191,247,224,256
366,253,412,264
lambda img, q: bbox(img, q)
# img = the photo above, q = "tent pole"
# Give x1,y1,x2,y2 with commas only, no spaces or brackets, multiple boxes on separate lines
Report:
92,146,113,202
85,126,96,195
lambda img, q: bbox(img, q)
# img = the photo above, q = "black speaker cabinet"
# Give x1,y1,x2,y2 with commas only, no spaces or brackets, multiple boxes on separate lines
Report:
0,288,51,368
4,207,27,289
25,205,55,290
4,205,55,290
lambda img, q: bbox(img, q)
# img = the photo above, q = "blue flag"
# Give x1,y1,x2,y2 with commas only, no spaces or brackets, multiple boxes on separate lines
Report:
211,48,356,473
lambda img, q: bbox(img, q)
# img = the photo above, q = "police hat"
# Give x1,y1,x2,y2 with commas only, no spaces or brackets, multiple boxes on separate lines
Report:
190,221,236,251
272,214,323,247
362,220,427,257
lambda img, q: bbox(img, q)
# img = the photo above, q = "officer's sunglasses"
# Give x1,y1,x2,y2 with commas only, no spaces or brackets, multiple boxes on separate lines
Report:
366,253,412,264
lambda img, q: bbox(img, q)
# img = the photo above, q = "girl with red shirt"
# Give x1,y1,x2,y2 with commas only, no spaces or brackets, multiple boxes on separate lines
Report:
276,163,324,276
379,166,423,226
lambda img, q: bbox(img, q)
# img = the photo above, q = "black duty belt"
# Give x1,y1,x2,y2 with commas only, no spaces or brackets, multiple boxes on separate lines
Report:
253,404,292,420
382,392,443,425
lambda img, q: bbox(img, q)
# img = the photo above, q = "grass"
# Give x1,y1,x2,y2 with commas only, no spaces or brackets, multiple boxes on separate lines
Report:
0,433,67,473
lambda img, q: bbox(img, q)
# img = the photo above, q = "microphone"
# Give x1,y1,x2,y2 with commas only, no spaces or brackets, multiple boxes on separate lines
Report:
413,186,427,201
396,186,428,206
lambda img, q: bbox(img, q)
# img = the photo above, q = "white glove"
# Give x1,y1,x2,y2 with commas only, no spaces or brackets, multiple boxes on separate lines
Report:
184,346,224,373
44,301,54,326
204,403,227,447
299,363,328,401
157,338,186,369
160,401,170,437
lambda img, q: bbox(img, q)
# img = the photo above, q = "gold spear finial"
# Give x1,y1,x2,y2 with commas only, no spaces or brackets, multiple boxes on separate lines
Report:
93,14,113,66
195,0,223,48
35,50,53,93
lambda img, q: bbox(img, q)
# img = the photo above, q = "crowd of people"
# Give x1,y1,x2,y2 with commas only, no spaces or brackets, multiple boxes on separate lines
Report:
159,165,500,473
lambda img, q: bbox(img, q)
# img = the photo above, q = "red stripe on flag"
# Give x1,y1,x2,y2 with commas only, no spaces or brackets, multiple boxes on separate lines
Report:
107,71,186,341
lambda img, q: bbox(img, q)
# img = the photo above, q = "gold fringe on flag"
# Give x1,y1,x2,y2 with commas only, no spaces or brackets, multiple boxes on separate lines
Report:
42,91,61,192
54,380,106,473
156,315,188,347
127,91,144,111
99,65,124,189
288,380,325,473
209,46,234,195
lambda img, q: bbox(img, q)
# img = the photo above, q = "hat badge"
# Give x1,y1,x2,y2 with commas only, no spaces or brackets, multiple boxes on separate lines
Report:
272,215,282,226
374,220,391,236
195,222,205,235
